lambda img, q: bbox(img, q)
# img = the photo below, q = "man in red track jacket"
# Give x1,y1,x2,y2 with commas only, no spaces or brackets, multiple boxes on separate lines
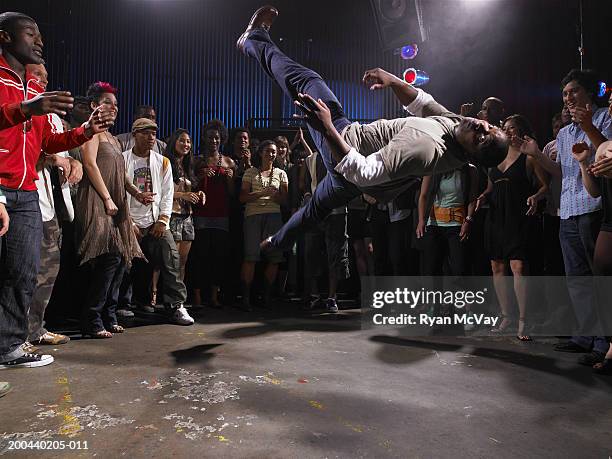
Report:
0,12,114,370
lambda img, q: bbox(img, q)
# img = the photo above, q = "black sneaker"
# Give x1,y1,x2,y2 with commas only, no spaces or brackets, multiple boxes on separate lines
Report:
326,298,339,313
0,353,54,369
136,304,155,314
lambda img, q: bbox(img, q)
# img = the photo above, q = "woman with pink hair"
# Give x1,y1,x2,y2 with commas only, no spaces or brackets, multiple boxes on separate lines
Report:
75,82,144,338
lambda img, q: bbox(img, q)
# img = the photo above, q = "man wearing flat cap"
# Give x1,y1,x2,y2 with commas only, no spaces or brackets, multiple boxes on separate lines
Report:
122,118,194,325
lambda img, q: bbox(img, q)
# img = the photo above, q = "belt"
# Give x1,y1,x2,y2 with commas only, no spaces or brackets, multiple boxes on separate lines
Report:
431,206,465,224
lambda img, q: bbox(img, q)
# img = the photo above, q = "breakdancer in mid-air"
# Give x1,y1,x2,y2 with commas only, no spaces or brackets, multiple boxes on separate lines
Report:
237,6,509,251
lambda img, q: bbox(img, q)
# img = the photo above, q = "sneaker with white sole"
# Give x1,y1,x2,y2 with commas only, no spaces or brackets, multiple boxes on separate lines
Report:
0,353,54,369
171,306,195,325
38,332,70,345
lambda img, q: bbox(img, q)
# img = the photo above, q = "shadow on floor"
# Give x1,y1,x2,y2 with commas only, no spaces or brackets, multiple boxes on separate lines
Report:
171,343,223,365
369,334,612,397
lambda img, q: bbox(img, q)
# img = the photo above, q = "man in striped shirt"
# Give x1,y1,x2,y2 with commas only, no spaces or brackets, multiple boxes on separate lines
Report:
524,69,612,366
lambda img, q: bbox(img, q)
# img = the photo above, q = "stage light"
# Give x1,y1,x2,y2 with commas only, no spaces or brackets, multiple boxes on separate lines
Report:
395,44,419,60
598,81,609,98
403,68,429,86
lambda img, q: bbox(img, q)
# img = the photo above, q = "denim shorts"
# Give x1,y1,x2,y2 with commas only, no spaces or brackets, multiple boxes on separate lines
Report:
169,214,195,242
244,213,284,263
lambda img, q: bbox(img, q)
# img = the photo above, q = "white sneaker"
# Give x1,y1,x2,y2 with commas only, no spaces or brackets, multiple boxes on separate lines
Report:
171,306,194,325
0,353,54,369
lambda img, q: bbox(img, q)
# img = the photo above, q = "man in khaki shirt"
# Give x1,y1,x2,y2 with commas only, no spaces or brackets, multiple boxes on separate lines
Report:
238,6,509,250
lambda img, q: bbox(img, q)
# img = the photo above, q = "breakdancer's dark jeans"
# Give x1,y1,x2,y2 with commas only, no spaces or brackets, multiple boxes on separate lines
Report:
245,29,361,250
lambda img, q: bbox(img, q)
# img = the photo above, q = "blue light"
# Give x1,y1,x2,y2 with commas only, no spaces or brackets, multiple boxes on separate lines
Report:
399,44,418,60
598,81,607,98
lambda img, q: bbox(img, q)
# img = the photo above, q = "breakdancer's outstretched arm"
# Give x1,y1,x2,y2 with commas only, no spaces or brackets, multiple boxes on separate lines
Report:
362,68,419,106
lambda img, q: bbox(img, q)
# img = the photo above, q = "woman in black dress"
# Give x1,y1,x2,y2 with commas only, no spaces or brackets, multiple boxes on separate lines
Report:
479,115,548,340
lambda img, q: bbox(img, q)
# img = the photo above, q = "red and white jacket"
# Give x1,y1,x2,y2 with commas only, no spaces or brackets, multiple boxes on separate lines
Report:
0,55,91,191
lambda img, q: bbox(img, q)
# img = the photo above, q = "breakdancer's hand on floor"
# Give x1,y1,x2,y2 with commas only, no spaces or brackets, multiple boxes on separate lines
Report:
294,93,352,164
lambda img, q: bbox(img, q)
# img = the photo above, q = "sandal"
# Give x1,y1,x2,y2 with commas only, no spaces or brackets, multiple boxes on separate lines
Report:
108,325,125,333
516,317,532,342
593,359,612,375
491,314,512,333
82,330,113,339
150,290,157,307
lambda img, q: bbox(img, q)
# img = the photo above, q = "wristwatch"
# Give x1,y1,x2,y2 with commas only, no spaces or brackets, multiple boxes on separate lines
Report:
465,215,474,223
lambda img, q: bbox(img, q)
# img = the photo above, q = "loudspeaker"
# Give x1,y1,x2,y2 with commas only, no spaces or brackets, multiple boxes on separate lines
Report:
370,0,427,51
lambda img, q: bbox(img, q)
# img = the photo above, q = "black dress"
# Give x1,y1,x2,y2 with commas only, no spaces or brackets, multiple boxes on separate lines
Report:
485,154,532,261
600,177,612,233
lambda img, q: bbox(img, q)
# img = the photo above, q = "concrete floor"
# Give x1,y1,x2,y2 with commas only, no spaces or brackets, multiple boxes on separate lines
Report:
1,305,611,458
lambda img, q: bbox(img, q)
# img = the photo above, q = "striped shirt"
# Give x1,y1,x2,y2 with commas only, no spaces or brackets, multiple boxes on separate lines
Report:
556,107,612,219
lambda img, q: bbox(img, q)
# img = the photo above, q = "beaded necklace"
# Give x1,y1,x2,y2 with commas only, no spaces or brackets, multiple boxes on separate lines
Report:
207,152,223,169
257,165,274,188
257,165,275,206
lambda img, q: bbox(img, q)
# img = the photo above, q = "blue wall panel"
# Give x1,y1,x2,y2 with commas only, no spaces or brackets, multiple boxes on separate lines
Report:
14,0,404,152
7,0,610,145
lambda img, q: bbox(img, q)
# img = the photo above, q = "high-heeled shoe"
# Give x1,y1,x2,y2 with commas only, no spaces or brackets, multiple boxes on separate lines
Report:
491,314,512,333
516,317,532,341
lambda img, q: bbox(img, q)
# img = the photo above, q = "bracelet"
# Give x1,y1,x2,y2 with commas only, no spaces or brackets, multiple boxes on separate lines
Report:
465,216,474,223
104,196,112,202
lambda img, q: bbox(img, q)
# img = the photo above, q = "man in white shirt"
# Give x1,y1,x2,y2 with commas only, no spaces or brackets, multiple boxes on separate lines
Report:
238,7,509,251
123,118,193,325
27,64,82,346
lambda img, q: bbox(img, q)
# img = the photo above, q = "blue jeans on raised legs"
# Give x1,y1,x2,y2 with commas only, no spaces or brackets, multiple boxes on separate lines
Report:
245,29,361,250
0,188,43,363
559,211,608,354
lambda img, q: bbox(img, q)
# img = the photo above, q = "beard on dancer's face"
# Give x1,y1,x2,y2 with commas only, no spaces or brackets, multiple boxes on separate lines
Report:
456,117,508,167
